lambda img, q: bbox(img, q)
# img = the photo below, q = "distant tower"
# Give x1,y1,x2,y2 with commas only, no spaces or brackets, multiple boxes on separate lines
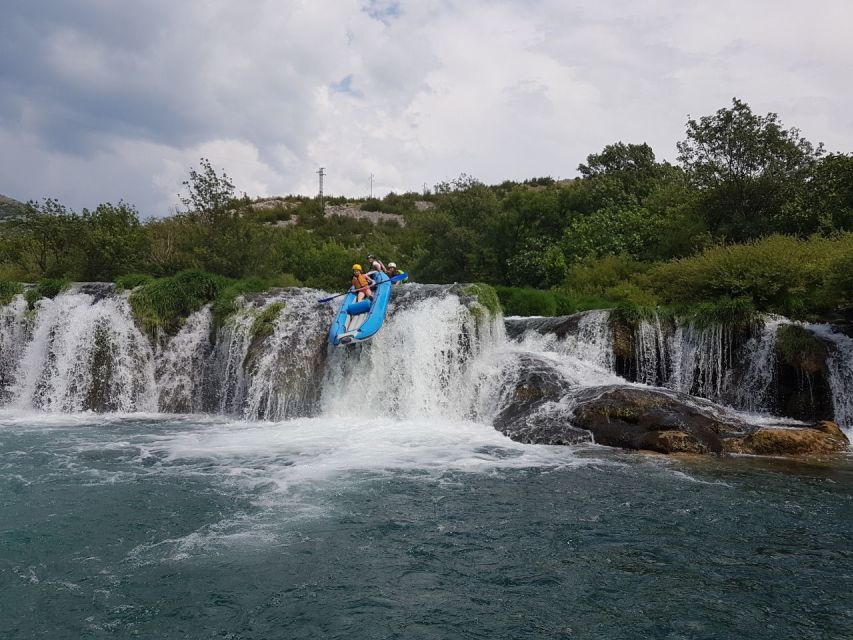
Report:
317,167,325,211
369,173,375,199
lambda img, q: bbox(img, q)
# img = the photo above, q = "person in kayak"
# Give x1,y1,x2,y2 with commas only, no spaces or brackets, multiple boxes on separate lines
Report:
351,264,374,302
386,262,407,284
366,253,387,274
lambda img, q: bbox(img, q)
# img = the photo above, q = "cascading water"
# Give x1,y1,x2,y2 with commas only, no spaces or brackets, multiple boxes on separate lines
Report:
0,284,850,441
733,316,790,413
804,323,853,435
157,306,213,413
8,290,156,412
323,290,503,419
633,313,668,386
201,289,333,420
0,295,30,403
668,322,735,403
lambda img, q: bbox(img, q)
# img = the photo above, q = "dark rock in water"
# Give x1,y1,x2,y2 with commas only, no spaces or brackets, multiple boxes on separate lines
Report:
570,386,744,454
73,282,117,301
491,353,590,445
504,314,582,341
494,379,850,457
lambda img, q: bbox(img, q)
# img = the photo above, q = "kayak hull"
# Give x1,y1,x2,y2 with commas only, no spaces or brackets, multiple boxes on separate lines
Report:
328,272,392,346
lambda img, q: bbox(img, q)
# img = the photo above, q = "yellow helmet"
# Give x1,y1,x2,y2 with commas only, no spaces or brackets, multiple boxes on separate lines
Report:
352,264,363,271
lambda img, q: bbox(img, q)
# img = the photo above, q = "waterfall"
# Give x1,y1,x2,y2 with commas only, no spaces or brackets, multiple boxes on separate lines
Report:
9,291,156,412
733,316,789,413
0,283,850,437
202,289,334,420
633,313,668,386
668,322,735,404
242,290,332,420
554,310,614,371
322,290,502,419
0,295,30,403
157,306,213,413
804,323,853,434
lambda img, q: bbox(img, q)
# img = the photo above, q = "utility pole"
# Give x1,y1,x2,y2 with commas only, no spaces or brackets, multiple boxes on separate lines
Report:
317,167,325,212
369,173,375,199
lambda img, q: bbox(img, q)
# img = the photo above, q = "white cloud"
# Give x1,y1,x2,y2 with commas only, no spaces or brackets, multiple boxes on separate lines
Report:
1,0,851,214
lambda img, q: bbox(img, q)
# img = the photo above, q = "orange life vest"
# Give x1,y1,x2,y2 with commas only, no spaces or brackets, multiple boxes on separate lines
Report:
352,274,371,290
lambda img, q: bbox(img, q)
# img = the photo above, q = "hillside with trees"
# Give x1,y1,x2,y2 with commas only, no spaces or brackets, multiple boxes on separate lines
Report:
1,99,851,323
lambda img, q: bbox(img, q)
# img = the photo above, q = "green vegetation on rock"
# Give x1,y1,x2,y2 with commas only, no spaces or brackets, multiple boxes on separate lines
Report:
24,278,70,308
0,281,23,306
250,303,285,341
462,283,501,317
129,270,226,336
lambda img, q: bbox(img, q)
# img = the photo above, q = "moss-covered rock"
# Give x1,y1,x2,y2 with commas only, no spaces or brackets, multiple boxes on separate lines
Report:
250,302,285,342
462,283,501,317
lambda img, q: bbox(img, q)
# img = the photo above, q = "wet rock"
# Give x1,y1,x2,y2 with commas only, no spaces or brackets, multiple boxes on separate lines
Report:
491,354,589,444
725,423,849,456
570,386,741,454
774,325,835,422
504,314,582,341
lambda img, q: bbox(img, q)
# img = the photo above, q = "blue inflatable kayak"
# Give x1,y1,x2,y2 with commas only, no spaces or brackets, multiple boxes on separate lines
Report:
328,272,392,346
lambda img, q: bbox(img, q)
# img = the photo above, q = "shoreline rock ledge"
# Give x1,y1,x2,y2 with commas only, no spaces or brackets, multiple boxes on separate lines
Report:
495,380,850,457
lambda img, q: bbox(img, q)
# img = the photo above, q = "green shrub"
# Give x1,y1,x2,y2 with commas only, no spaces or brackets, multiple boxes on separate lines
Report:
495,286,557,316
210,277,269,327
115,273,154,291
563,254,649,295
0,281,23,306
649,234,853,317
552,291,614,316
130,270,227,335
25,278,70,308
672,297,758,330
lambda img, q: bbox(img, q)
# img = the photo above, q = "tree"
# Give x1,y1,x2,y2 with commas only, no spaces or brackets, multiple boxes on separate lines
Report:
578,142,664,200
677,98,823,240
778,153,853,235
81,202,148,280
179,158,236,224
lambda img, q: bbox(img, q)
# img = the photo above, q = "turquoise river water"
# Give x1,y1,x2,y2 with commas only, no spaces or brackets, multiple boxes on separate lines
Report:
1,412,852,639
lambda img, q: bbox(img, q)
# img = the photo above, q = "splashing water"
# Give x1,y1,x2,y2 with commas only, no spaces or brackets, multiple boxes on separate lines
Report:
10,292,155,412
157,306,213,413
0,295,30,402
323,292,502,419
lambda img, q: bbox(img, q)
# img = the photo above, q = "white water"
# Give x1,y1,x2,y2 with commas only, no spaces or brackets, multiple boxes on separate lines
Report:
9,292,155,412
0,287,850,439
323,294,503,419
804,323,853,436
157,306,212,413
733,316,790,413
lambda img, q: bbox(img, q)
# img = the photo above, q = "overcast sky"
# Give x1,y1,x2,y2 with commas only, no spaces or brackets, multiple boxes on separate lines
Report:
1,0,851,216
